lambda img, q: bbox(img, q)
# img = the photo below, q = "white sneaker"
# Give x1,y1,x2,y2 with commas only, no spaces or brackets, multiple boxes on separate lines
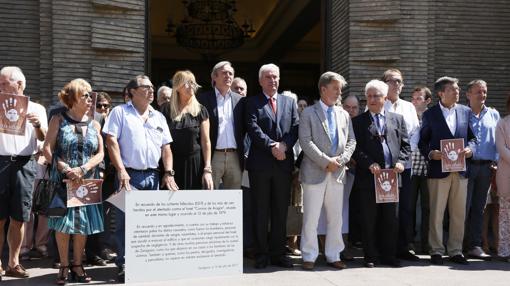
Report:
467,246,491,259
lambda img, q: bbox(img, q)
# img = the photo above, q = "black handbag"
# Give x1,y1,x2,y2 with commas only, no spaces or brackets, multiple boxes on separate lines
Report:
46,182,67,218
32,178,53,216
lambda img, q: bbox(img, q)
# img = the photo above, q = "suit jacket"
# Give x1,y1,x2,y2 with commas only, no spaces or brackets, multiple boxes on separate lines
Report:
197,90,246,168
245,93,299,172
299,102,356,184
352,111,411,190
418,103,475,179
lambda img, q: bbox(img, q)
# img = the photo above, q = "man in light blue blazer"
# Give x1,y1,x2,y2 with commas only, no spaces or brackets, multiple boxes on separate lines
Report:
299,72,356,270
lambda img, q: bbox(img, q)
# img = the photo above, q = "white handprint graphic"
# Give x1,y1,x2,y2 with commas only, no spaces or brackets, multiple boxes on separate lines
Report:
444,141,461,161
3,97,22,122
377,172,394,192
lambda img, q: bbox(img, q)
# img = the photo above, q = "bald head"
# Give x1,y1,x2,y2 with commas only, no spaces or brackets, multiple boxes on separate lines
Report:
342,95,360,118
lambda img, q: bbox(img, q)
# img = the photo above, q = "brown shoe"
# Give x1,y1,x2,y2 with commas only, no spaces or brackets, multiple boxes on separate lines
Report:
327,261,347,270
301,261,314,270
5,264,29,278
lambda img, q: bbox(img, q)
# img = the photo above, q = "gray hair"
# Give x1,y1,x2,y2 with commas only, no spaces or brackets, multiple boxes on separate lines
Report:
232,77,246,86
157,85,172,100
211,61,234,86
466,79,487,92
318,71,347,92
0,66,26,91
258,63,279,80
434,76,459,95
365,79,388,96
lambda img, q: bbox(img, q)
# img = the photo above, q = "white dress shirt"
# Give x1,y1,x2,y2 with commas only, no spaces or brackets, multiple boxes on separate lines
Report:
384,98,419,168
439,101,457,135
215,88,237,149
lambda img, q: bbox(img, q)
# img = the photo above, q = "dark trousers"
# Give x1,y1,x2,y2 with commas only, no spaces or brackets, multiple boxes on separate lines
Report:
397,169,413,252
465,162,492,249
348,183,362,244
242,186,254,250
249,166,291,260
410,174,430,252
359,186,398,262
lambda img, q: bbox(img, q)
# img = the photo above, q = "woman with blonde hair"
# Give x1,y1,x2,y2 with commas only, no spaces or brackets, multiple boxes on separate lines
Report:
161,70,213,190
43,78,104,284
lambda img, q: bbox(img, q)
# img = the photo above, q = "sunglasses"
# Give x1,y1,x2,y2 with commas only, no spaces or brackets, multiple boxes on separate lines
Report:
81,91,97,99
96,103,111,109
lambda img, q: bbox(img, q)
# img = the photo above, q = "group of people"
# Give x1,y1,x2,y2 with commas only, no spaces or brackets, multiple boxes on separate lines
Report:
0,62,509,284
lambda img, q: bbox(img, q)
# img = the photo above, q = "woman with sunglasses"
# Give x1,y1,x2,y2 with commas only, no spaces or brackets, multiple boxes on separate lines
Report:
43,79,104,285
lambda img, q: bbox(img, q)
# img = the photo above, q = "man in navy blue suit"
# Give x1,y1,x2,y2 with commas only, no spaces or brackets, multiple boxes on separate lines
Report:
419,76,476,265
245,63,299,269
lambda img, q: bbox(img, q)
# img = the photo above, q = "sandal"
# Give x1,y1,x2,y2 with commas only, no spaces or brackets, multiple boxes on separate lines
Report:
56,265,69,285
70,264,91,283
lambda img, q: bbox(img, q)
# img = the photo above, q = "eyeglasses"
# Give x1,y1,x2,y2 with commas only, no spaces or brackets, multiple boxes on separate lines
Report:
185,81,200,89
386,79,404,86
136,85,154,91
96,103,111,109
81,92,93,99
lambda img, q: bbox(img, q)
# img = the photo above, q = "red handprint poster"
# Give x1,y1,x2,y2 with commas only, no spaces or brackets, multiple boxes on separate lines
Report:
440,138,466,173
374,169,399,203
66,179,103,207
0,93,29,135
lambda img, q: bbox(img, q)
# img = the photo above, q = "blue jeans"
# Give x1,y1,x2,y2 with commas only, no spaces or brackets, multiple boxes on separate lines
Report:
114,169,159,268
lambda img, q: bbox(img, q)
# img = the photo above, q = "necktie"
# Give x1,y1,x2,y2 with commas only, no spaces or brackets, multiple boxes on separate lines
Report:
269,97,277,114
327,106,338,154
375,113,392,168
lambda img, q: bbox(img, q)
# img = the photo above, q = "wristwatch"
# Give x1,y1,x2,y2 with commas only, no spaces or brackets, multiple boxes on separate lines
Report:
164,169,175,176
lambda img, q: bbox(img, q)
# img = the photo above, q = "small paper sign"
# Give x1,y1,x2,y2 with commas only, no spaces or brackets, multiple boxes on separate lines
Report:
0,93,29,135
374,169,399,203
440,138,466,173
66,179,103,207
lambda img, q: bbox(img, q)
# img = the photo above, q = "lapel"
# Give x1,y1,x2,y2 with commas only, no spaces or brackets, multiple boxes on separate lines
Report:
262,94,276,122
335,107,344,143
454,105,463,137
276,94,284,127
313,102,330,142
385,112,396,144
433,104,454,137
210,90,218,120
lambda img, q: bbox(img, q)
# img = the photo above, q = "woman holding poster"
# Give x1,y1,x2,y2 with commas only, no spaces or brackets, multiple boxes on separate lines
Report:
43,79,104,285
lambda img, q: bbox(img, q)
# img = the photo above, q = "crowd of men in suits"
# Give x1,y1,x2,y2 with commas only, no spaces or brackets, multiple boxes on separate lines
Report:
0,61,505,282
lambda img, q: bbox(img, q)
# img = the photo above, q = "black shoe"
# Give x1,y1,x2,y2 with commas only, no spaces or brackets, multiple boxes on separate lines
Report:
340,251,355,261
270,256,293,268
117,265,125,283
381,258,402,268
398,251,420,261
87,255,107,266
450,255,469,265
254,255,268,269
364,262,375,268
430,254,444,265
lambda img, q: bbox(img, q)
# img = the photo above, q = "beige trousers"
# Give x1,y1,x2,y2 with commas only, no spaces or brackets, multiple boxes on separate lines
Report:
428,172,468,256
211,151,242,189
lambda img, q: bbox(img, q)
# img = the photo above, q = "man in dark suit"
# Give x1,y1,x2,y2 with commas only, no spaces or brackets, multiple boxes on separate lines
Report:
419,76,475,265
197,61,245,189
245,63,299,269
352,79,410,268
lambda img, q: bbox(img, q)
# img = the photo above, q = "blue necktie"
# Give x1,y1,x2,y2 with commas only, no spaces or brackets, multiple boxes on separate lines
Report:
327,107,338,154
375,113,392,168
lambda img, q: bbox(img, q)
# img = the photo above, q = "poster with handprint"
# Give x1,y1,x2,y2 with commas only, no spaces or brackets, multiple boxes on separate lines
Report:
66,179,103,207
0,93,29,135
440,138,466,173
374,169,399,203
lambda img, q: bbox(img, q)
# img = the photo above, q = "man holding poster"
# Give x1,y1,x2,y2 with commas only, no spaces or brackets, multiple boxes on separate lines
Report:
0,66,47,280
352,79,410,268
419,76,476,265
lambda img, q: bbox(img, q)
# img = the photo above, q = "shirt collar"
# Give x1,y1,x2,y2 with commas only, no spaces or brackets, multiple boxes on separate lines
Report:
215,87,231,100
439,101,456,113
369,109,386,118
127,101,155,117
263,92,278,100
319,99,333,113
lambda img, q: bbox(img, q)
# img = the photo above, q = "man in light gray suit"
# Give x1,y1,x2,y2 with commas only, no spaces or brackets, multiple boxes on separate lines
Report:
299,72,356,270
